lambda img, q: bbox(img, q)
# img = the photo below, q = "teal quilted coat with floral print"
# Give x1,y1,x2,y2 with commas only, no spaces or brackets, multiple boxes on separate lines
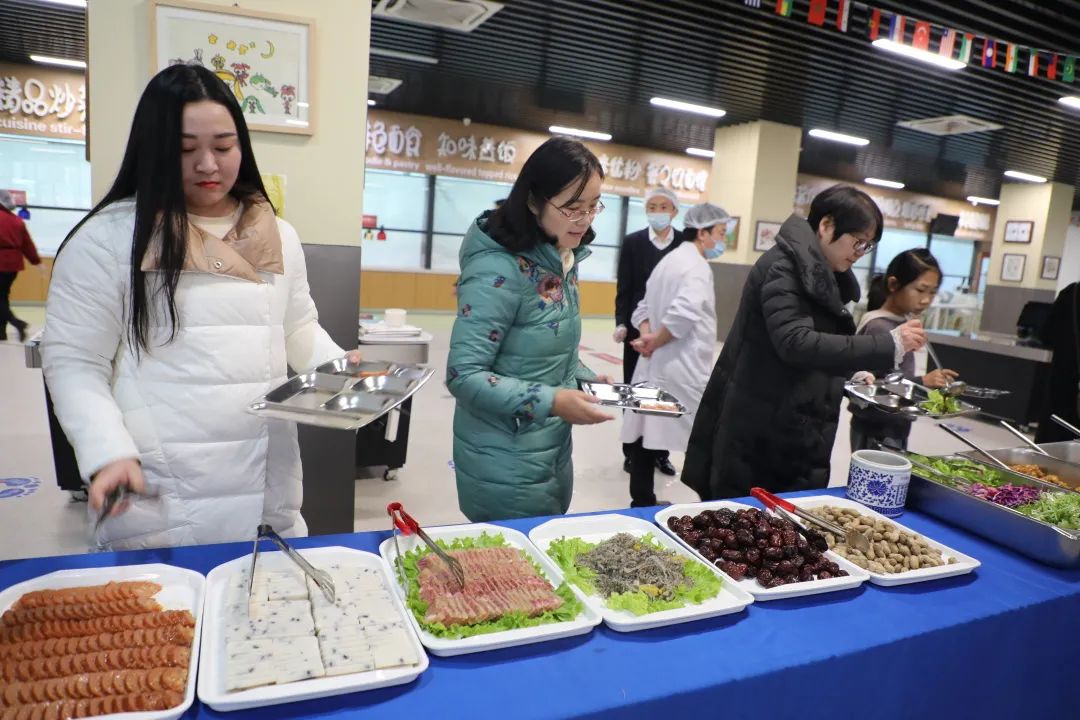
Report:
447,213,597,522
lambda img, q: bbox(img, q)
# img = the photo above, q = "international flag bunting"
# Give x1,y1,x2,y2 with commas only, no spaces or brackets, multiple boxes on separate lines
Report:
744,0,762,7
1005,44,1018,73
889,14,906,43
836,0,850,32
807,0,827,26
1048,54,1058,81
958,33,974,64
1028,51,1040,77
938,28,956,58
982,39,997,68
775,0,792,17
1064,56,1076,83
912,21,931,50
869,8,882,41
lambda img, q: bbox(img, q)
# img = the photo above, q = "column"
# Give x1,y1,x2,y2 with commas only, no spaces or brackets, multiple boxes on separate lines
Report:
981,182,1074,334
707,121,802,340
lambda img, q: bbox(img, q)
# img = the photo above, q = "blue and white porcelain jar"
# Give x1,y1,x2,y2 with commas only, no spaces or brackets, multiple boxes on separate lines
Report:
845,450,912,518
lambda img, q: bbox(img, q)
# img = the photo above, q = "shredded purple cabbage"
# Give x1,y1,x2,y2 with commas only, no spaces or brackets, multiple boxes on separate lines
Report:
962,482,1043,508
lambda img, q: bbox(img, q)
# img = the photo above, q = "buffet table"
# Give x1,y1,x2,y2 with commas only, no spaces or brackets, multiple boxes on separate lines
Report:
1,488,1076,719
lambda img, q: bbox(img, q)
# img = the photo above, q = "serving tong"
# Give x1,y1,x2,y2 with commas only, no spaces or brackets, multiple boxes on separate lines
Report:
387,502,465,591
94,486,129,533
248,523,336,604
751,487,871,553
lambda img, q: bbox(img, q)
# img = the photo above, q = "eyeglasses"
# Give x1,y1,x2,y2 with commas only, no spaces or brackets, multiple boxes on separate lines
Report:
851,236,876,254
548,200,605,224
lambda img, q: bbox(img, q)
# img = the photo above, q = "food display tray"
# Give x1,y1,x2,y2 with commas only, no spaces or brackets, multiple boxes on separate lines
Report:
198,547,427,712
248,357,434,430
528,514,753,632
1039,441,1080,466
785,496,980,587
0,564,205,720
655,501,870,601
844,380,978,419
579,381,687,417
957,447,1080,491
377,523,602,657
906,456,1080,568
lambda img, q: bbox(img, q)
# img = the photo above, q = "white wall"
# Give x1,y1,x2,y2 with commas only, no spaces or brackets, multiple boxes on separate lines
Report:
1060,222,1080,292
88,0,369,246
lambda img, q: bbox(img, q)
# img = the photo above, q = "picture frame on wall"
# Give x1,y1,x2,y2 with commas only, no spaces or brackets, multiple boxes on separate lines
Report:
1003,220,1034,244
724,217,740,252
1040,255,1061,281
150,0,315,135
754,221,782,252
1000,253,1026,282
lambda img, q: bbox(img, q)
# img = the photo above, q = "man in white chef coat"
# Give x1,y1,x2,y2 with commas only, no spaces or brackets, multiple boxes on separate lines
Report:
621,203,730,507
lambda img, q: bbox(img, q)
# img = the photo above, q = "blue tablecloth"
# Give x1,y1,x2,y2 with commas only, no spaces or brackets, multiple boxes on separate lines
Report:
2,488,1076,719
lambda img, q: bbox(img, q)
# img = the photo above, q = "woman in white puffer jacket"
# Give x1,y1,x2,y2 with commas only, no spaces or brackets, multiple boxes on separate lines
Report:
42,64,358,551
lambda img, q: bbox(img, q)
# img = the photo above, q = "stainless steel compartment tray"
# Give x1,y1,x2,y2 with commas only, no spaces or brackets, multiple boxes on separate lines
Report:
579,381,687,417
844,380,978,419
957,447,1080,491
1039,441,1080,466
906,455,1080,568
248,357,435,430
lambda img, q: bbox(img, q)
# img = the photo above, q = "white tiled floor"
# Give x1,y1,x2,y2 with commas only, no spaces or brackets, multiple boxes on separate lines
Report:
0,307,1028,561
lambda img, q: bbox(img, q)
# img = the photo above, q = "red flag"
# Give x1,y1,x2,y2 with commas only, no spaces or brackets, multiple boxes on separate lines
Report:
912,21,931,50
869,8,882,40
807,0,827,25
1048,54,1059,80
836,0,850,31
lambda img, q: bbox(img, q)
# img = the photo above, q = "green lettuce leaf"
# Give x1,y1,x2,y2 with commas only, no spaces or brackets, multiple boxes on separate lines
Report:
1016,492,1080,529
397,531,584,639
546,533,722,616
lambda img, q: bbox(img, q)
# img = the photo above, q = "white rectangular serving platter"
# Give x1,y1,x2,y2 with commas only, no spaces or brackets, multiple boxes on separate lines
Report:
786,496,981,587
197,546,427,712
377,523,601,656
528,513,753,631
655,501,870,601
0,563,205,720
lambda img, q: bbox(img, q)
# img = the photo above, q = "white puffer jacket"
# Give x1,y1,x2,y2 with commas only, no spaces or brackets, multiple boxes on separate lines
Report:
42,200,343,550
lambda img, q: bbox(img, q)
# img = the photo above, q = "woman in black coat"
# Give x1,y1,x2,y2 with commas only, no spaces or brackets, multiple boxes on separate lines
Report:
682,185,927,500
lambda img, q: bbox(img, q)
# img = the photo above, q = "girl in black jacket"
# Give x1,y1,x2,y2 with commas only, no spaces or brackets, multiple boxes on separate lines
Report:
682,185,927,500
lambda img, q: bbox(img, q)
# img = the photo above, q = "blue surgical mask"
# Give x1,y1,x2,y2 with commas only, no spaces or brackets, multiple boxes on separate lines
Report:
703,243,725,260
646,213,672,232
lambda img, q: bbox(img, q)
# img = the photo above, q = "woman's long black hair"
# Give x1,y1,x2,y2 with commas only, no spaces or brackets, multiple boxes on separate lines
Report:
58,64,271,355
486,136,604,253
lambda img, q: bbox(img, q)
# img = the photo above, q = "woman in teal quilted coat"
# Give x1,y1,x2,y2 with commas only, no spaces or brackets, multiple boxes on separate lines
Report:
447,137,614,521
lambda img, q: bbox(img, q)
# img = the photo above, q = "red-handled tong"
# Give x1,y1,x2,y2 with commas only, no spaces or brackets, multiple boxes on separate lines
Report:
387,502,466,590
751,487,833,557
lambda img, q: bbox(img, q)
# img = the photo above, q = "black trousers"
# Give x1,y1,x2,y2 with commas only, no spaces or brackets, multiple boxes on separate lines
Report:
626,438,661,507
0,271,25,338
621,330,668,462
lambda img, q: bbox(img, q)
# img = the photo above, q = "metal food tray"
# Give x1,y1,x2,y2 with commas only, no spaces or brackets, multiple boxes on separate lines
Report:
957,447,1080,491
579,381,687,417
844,380,978,419
248,357,435,430
1039,441,1080,466
905,453,1080,568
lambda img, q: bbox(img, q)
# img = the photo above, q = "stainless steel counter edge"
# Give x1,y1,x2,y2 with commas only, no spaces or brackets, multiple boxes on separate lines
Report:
927,330,1053,363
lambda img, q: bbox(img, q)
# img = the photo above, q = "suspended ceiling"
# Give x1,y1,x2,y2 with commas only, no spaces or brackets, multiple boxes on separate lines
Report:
2,0,1079,207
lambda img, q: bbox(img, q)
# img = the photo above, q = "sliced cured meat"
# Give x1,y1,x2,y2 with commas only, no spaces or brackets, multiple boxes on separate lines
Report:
2,646,190,683
1,598,162,627
0,611,194,644
12,583,161,611
0,626,195,661
416,547,563,626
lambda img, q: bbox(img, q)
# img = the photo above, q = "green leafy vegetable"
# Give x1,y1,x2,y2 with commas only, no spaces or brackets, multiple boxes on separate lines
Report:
398,531,583,639
546,534,722,616
907,452,1015,487
920,389,961,415
1016,492,1080,529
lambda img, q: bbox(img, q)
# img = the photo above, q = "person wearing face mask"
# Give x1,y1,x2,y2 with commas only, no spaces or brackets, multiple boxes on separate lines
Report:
621,203,730,507
447,137,613,522
614,187,683,476
682,185,928,501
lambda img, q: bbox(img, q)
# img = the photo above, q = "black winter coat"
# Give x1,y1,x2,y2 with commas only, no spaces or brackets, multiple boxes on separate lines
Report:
614,227,684,329
682,214,896,500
